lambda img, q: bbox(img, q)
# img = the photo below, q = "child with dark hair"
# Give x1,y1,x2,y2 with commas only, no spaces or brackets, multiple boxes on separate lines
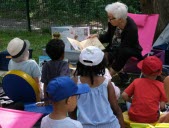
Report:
41,37,70,105
75,55,106,85
46,39,65,60
70,46,125,128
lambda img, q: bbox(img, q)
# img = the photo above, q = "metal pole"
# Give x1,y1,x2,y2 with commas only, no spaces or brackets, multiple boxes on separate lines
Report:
26,0,31,32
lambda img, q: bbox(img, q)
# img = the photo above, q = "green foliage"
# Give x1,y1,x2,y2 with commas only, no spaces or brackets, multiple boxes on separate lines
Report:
28,0,140,26
120,0,141,13
0,0,141,57
0,30,51,62
0,0,140,31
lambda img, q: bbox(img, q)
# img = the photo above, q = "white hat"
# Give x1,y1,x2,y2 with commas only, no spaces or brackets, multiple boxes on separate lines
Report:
79,46,104,66
7,37,30,58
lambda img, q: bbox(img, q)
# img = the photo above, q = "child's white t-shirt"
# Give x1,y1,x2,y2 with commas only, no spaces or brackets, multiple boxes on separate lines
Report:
41,116,83,128
104,68,121,100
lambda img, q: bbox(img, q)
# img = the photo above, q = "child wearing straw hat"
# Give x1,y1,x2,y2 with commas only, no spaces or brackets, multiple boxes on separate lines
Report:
7,37,42,99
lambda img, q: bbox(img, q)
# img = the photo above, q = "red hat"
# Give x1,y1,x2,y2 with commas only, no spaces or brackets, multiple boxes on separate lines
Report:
137,56,162,75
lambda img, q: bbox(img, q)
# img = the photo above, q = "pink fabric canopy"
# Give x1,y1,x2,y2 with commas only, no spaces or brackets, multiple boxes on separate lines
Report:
128,13,159,56
123,13,159,73
0,107,42,128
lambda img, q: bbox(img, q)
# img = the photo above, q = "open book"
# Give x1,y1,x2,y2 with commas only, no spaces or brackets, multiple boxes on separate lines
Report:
67,37,105,51
51,26,90,50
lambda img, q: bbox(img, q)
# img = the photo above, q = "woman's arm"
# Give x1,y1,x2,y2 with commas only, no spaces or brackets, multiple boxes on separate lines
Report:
108,81,125,128
99,22,113,43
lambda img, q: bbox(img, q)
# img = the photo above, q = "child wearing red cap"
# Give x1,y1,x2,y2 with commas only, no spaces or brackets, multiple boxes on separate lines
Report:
122,56,167,123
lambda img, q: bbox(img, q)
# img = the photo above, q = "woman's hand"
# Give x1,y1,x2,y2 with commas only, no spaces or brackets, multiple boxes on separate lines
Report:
87,34,98,39
108,67,117,76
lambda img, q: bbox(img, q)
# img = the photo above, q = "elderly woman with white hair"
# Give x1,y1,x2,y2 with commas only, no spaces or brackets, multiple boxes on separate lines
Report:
89,2,143,76
7,37,42,99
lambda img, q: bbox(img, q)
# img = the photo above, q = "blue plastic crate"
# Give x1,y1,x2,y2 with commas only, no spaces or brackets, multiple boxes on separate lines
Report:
0,51,11,71
0,49,33,71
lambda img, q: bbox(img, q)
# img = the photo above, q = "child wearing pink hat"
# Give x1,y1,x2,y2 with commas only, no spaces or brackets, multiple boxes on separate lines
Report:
122,56,167,123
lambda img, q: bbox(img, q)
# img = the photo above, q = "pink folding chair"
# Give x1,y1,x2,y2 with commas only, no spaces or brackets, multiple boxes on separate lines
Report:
0,107,42,128
123,13,159,73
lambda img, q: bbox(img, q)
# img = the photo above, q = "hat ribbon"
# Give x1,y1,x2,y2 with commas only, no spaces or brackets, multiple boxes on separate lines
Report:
12,41,26,58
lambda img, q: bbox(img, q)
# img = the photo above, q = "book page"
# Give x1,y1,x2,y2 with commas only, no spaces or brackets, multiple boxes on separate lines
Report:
51,26,74,50
51,26,90,51
67,37,83,51
73,27,90,41
80,37,105,50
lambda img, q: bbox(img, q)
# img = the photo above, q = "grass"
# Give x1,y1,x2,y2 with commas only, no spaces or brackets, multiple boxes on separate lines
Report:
0,30,51,62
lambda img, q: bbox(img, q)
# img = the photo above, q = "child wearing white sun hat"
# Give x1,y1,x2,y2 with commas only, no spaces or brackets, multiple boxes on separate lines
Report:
7,37,42,99
70,46,125,128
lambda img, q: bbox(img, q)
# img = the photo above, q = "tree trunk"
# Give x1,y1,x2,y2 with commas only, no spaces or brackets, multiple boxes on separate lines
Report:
140,0,169,40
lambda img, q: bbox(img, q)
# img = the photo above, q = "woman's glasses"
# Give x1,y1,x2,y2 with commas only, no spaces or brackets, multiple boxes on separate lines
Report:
108,17,116,21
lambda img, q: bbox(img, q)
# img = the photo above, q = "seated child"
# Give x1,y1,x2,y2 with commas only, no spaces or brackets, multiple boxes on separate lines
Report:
41,37,70,105
40,76,90,128
104,68,121,100
122,56,167,123
7,37,42,100
71,46,125,128
158,76,169,123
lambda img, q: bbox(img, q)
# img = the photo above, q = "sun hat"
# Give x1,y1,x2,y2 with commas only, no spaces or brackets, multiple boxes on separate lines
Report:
46,76,90,102
79,46,104,66
137,56,162,75
7,37,30,58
